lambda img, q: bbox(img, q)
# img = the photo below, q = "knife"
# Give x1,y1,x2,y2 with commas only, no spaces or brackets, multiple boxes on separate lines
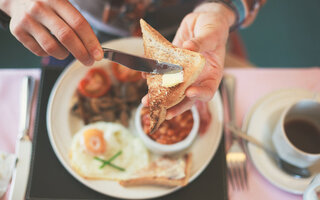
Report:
9,76,36,200
102,47,183,74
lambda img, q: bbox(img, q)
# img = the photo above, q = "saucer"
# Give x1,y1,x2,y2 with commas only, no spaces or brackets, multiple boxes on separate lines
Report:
242,89,319,194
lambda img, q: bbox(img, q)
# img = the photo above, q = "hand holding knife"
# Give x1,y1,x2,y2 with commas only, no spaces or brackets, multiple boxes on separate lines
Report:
9,76,36,200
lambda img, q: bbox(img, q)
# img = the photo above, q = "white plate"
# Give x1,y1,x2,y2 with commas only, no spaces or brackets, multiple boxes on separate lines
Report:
47,37,224,199
242,89,318,194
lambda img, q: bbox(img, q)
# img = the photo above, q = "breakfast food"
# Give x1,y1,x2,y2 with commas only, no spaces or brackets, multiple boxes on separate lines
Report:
69,122,150,180
119,154,192,187
140,19,206,132
77,68,111,98
71,66,147,126
161,71,184,87
141,107,194,144
68,34,208,188
69,121,192,187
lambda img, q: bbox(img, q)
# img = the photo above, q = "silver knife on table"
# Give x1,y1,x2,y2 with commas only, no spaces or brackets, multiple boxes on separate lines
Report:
102,47,183,74
9,76,36,200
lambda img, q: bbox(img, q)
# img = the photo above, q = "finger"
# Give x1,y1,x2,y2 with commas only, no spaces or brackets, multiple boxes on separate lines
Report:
27,2,93,65
186,14,226,53
195,101,212,134
141,95,149,107
172,23,183,47
141,72,147,79
185,79,217,102
172,31,184,47
172,13,195,47
182,40,200,52
166,97,195,120
13,30,48,57
22,15,69,59
49,0,103,61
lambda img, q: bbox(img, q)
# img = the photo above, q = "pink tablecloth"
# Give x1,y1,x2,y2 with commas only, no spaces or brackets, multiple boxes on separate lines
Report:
0,67,319,200
226,67,320,200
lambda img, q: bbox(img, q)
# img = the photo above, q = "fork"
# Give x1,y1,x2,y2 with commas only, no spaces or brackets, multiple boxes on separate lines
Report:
222,74,248,191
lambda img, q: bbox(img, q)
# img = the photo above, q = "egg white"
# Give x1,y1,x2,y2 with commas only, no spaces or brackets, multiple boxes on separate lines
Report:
69,122,150,180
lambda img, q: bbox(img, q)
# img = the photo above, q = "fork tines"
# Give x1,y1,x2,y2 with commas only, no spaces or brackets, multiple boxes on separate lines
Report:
227,142,248,191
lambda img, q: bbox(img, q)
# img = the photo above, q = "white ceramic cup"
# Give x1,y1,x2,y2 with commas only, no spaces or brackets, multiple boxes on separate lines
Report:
272,99,320,168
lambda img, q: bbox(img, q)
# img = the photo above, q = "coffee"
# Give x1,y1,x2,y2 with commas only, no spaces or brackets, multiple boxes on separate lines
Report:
284,118,320,154
273,100,320,168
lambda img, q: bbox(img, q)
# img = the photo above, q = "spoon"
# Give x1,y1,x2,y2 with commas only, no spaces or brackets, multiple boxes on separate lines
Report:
222,74,311,179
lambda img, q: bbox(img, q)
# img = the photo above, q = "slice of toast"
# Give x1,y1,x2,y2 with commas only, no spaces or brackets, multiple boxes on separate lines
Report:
140,19,205,132
119,153,192,187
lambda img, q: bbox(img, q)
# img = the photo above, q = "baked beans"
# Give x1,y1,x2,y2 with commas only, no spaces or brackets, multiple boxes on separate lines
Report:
141,107,194,144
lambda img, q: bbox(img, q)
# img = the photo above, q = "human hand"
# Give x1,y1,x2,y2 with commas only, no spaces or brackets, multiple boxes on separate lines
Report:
142,2,235,119
0,0,103,66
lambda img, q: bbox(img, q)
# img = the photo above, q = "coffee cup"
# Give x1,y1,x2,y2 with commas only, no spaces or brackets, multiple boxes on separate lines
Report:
272,99,320,168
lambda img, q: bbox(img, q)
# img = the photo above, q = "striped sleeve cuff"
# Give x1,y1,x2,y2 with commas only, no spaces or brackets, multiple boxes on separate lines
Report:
218,0,266,30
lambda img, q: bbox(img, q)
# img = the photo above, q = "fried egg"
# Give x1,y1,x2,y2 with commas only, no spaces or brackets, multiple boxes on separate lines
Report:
69,122,150,180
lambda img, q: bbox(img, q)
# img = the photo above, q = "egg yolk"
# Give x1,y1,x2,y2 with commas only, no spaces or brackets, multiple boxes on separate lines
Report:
83,129,107,154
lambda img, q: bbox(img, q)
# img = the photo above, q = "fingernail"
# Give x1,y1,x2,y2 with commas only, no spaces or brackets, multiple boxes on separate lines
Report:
85,58,94,66
166,114,173,120
142,96,148,106
187,91,196,98
93,49,103,61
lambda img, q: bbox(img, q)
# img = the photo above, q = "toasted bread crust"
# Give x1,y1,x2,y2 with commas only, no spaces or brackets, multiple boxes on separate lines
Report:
140,19,205,131
119,153,192,187
119,176,184,187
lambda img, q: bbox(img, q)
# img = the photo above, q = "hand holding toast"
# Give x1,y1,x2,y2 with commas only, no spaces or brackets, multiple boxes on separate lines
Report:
142,2,236,123
167,2,236,119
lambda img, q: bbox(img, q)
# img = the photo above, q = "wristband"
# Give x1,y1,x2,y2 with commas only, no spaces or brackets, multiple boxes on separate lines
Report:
214,0,248,31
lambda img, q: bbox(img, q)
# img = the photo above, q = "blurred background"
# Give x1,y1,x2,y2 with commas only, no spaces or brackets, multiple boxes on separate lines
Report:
0,0,319,68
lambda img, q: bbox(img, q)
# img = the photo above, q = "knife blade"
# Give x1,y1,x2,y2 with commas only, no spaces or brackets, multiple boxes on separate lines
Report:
102,47,183,74
9,76,35,200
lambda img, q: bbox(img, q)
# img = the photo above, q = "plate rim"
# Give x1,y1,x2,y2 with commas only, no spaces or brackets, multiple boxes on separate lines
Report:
46,37,224,199
242,88,315,194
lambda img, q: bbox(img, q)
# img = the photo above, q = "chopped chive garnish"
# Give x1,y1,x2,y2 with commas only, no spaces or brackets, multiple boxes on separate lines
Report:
94,150,125,171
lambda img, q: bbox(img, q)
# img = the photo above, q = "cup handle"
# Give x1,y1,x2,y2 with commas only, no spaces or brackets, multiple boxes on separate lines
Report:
303,174,320,200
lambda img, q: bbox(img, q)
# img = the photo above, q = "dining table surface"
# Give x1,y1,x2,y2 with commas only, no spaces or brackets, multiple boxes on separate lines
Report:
0,66,320,200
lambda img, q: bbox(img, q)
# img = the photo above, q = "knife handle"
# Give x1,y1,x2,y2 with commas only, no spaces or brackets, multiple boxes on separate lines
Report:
222,74,236,125
18,76,36,139
9,76,35,200
9,140,32,200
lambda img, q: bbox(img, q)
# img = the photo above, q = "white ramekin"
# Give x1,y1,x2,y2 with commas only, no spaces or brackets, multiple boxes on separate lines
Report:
135,104,200,155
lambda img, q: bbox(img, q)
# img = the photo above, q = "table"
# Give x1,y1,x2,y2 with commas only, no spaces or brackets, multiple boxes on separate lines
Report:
226,67,320,200
1,67,319,200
